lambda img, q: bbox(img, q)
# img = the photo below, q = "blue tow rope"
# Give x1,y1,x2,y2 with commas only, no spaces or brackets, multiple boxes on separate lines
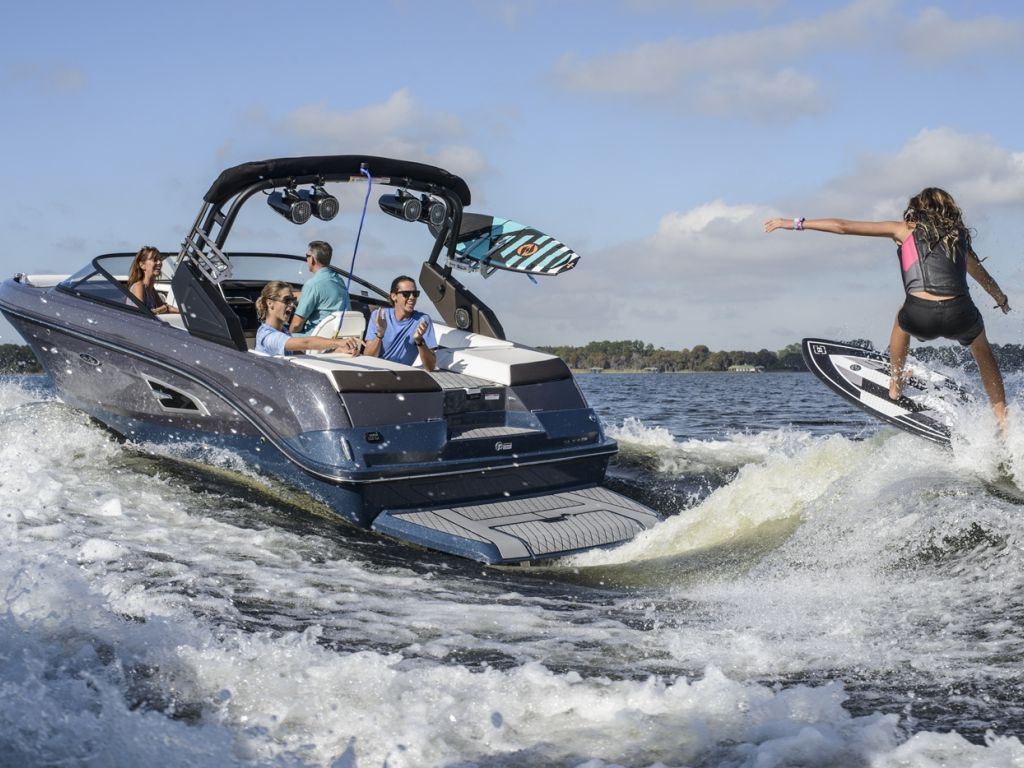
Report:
335,165,372,337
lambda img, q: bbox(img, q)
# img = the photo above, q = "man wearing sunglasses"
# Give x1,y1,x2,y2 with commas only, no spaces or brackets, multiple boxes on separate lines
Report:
364,276,437,371
289,240,351,335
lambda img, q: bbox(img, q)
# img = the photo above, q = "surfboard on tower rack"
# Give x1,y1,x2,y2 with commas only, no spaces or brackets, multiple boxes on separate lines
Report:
447,213,580,277
801,338,971,446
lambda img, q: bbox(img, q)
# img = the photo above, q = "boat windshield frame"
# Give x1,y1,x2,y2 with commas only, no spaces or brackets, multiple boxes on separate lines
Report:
54,251,390,315
56,252,176,315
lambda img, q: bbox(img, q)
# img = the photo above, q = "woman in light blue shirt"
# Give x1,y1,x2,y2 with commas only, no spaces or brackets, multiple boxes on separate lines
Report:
255,281,359,356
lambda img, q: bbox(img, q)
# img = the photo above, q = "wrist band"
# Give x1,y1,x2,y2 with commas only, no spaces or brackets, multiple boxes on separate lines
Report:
794,217,805,231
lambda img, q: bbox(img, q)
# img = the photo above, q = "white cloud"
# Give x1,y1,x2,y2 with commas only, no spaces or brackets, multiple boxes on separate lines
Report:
694,67,824,117
470,0,535,28
902,7,1024,61
817,128,1024,216
5,63,85,93
627,0,782,12
551,0,891,118
278,90,487,180
552,1,1024,120
656,199,759,239
49,66,85,92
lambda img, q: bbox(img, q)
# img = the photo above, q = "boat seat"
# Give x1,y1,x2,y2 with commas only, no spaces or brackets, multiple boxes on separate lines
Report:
430,324,570,386
309,310,366,340
158,313,188,331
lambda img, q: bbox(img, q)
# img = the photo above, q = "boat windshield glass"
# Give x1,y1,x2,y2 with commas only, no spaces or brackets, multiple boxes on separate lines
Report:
221,254,309,283
223,253,387,299
57,254,178,309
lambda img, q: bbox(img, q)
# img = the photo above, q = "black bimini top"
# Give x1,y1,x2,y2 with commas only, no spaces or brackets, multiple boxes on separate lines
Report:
203,155,471,207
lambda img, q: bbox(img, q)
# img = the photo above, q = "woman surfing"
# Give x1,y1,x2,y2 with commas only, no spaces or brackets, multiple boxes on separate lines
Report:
765,187,1011,432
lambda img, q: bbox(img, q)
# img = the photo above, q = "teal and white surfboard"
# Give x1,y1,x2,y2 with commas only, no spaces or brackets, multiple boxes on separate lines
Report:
452,213,580,276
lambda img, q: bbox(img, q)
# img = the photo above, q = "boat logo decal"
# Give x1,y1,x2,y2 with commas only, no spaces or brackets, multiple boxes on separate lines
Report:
495,441,513,451
515,243,539,258
78,352,101,366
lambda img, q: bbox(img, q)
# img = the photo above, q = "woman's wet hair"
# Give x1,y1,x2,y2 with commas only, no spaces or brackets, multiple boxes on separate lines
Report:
256,280,292,321
127,246,161,286
903,187,973,255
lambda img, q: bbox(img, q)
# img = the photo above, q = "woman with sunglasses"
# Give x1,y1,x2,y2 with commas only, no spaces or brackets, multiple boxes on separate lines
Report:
254,281,359,356
363,276,437,371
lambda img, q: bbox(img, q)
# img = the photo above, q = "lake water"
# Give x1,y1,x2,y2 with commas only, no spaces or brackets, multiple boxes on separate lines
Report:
3,370,1024,767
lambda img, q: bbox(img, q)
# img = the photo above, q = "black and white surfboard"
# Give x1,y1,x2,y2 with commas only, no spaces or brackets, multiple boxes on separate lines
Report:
801,338,971,446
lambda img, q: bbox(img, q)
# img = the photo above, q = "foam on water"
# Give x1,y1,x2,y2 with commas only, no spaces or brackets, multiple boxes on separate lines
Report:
607,416,817,478
3,545,1020,768
4,376,1024,765
576,429,870,568
567,419,1024,745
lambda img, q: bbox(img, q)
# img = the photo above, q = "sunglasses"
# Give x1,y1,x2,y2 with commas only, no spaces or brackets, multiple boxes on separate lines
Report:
395,290,420,299
273,295,296,306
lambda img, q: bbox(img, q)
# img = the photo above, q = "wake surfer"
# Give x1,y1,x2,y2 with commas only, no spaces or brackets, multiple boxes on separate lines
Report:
765,187,1011,433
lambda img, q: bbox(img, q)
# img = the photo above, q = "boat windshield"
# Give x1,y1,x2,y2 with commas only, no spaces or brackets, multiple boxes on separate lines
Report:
57,253,179,308
57,252,388,304
223,253,387,300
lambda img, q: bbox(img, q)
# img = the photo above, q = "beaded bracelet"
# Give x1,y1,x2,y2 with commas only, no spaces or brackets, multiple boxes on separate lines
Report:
794,217,805,231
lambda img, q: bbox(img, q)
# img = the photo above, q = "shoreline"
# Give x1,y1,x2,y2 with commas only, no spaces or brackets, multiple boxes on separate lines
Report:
571,368,801,375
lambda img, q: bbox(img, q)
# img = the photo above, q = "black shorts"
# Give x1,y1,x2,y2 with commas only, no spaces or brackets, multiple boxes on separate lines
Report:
897,293,984,346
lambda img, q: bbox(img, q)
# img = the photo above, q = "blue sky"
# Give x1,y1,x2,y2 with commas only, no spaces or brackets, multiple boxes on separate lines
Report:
2,0,1023,352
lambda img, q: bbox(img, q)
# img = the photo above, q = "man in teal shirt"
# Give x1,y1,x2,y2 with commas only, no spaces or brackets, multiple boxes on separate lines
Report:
289,240,351,335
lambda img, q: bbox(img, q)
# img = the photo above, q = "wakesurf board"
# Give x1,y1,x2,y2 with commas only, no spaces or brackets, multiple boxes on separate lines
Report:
451,213,580,276
801,338,971,446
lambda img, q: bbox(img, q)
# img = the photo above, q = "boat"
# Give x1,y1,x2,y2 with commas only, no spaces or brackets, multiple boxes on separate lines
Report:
0,155,661,564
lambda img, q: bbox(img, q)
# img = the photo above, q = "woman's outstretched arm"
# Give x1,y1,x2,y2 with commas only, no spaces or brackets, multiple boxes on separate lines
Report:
764,217,910,242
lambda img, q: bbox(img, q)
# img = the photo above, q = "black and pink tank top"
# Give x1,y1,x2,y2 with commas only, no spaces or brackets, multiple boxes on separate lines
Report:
897,228,969,296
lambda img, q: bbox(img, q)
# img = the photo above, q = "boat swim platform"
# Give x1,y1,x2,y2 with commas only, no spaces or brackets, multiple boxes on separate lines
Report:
373,485,658,564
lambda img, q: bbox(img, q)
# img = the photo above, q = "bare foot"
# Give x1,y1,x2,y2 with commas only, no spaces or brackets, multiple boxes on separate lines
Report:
888,379,902,401
994,402,1008,436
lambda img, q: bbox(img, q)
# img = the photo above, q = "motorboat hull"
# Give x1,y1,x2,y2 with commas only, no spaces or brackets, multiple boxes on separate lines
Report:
1,278,660,564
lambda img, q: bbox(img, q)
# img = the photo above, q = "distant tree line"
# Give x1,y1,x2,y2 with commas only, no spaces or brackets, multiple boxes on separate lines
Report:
537,340,808,371
0,344,42,374
538,339,1024,373
4,339,1024,376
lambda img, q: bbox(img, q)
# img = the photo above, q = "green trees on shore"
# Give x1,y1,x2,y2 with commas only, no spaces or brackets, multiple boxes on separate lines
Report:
537,340,807,371
538,339,1024,373
4,339,1024,375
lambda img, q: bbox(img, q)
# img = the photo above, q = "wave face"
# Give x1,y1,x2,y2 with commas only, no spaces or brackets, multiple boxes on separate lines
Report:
2,371,1024,767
